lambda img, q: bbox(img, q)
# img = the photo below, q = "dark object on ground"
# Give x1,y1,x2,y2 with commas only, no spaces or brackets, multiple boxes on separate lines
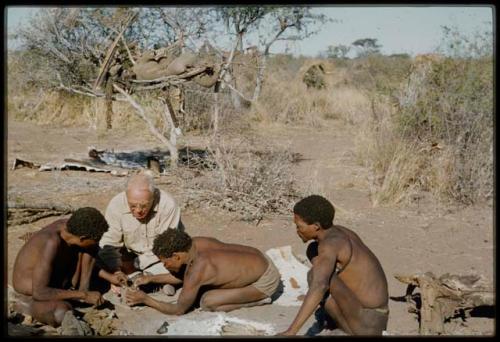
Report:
60,310,93,336
7,322,44,336
89,147,215,172
156,321,169,334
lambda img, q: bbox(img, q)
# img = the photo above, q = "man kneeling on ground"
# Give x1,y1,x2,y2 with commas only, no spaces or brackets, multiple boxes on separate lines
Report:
124,229,281,314
279,195,389,336
12,207,127,327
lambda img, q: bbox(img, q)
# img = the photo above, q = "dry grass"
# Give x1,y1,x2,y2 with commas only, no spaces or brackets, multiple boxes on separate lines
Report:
178,135,300,222
8,47,492,210
250,63,370,128
355,91,492,207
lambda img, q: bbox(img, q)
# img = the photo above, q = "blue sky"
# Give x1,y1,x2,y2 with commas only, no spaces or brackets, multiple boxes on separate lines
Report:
5,6,493,57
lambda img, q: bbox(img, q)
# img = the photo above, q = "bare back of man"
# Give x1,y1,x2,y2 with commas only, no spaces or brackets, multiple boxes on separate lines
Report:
126,233,280,315
185,237,272,312
307,225,389,335
12,219,103,326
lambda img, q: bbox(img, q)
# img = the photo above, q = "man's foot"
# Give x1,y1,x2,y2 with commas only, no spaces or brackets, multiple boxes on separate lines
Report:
317,328,348,336
59,311,93,336
13,300,33,318
254,297,272,306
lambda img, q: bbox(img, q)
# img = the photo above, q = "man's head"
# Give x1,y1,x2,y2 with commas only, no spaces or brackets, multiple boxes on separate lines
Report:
126,172,157,221
293,195,335,242
153,229,192,272
66,207,109,247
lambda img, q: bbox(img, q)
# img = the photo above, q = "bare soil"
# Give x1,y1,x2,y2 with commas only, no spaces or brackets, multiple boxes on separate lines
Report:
6,119,494,336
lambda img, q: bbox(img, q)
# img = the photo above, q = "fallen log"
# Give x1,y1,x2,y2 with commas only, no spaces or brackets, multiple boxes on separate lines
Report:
12,158,40,170
8,202,75,212
8,202,75,226
395,272,494,335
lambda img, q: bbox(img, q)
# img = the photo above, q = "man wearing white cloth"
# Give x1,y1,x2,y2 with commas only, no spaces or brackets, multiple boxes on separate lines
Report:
98,171,182,294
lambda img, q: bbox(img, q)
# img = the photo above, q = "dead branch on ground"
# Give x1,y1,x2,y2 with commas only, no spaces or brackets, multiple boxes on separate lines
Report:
395,272,494,335
8,202,75,226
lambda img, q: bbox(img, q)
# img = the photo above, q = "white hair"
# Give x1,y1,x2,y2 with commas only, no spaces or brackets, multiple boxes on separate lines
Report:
126,170,156,193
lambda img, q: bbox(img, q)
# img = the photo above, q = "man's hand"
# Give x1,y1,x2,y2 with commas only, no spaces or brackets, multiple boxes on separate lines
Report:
84,291,104,306
110,271,128,286
133,274,151,287
125,288,147,306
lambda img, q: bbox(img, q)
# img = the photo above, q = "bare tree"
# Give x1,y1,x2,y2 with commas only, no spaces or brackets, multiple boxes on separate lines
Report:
253,7,330,101
210,7,329,104
13,7,214,168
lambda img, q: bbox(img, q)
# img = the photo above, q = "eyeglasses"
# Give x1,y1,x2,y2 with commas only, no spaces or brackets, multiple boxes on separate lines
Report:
129,201,152,210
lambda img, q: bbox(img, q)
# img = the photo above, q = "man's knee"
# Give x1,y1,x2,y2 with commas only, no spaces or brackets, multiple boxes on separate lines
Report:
53,303,72,326
354,308,388,335
199,292,216,311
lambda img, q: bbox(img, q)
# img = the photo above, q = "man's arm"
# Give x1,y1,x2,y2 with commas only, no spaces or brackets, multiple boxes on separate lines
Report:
126,260,209,315
98,269,128,286
31,238,99,304
157,193,181,232
98,200,125,272
99,200,125,249
134,273,183,287
280,244,338,335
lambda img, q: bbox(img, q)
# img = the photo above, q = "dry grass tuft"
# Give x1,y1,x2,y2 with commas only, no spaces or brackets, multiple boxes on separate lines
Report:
179,136,300,222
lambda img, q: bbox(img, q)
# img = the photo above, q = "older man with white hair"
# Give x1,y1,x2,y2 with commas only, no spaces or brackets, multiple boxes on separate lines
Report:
98,171,183,294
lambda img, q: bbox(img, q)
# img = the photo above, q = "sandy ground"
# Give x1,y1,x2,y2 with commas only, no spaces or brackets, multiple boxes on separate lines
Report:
6,119,495,336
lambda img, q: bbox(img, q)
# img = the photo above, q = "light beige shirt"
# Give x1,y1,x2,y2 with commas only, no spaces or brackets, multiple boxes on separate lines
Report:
100,189,181,270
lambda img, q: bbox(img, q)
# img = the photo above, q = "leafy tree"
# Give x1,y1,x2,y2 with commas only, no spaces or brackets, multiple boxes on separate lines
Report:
326,44,350,59
352,38,381,57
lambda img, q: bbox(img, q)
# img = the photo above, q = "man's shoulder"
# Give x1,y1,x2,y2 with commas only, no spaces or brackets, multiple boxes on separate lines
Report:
189,251,213,276
106,191,127,211
35,226,63,248
110,191,126,202
320,230,350,249
157,189,178,208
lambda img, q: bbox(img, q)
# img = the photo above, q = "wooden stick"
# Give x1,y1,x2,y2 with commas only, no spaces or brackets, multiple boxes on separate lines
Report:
94,13,137,91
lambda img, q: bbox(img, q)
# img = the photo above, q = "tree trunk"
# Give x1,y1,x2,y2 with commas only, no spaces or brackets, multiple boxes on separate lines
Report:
105,76,114,129
252,53,267,102
212,36,240,135
162,97,180,168
113,84,179,169
212,91,220,136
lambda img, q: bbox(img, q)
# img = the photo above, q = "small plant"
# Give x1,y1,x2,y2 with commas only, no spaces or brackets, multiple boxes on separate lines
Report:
357,25,493,206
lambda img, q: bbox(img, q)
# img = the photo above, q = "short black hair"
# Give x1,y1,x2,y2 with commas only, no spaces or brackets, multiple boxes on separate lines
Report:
293,195,335,229
153,229,192,258
67,207,109,241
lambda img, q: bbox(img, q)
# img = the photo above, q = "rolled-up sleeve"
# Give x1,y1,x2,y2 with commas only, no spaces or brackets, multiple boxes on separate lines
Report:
99,195,125,249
